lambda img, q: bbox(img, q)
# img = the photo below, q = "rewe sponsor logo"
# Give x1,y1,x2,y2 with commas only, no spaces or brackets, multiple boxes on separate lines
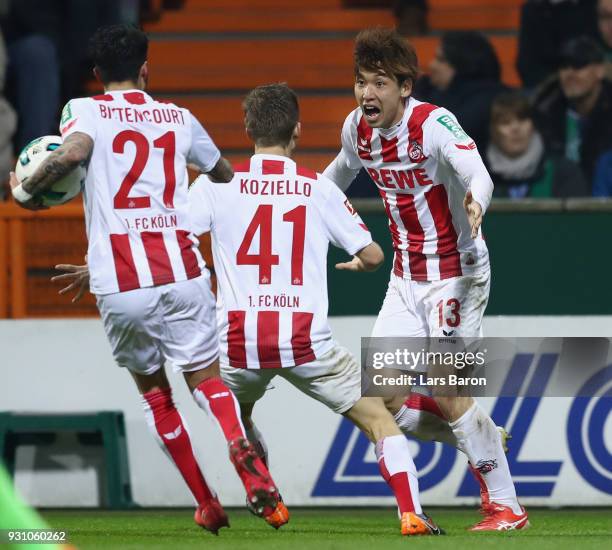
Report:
366,167,433,190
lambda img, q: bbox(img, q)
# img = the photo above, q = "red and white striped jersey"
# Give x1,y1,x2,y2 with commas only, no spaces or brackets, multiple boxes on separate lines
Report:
188,154,373,369
60,89,220,295
326,97,493,282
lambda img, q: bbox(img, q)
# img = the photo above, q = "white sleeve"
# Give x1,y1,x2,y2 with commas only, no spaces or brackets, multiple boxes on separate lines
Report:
59,99,97,141
323,113,362,191
188,175,214,235
425,109,494,214
187,113,222,173
323,150,361,192
322,181,373,255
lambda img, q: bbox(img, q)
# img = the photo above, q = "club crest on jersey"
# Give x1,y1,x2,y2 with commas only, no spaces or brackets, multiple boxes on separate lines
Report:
408,140,427,163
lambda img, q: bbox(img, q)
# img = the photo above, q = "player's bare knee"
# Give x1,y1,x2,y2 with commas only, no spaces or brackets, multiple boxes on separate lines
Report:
346,397,402,441
433,395,474,422
131,367,170,395
183,359,221,391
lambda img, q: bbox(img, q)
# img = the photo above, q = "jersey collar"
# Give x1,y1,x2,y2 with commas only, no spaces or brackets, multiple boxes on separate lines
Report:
378,97,415,139
250,153,295,173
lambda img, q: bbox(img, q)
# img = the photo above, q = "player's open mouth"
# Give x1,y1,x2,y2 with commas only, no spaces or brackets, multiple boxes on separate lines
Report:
363,105,381,121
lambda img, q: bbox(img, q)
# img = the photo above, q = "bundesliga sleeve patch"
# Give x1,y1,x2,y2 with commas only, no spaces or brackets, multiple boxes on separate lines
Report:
60,102,74,126
436,115,469,141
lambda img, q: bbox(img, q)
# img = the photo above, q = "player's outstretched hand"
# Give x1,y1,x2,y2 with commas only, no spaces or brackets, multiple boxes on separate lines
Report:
52,260,90,303
9,172,48,211
463,190,483,239
335,256,367,272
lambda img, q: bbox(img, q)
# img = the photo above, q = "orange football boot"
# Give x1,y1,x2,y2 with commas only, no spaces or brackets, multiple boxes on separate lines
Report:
401,512,444,535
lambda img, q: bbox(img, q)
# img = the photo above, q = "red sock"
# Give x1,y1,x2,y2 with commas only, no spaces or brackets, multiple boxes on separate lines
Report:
193,377,245,441
143,388,214,505
375,435,422,515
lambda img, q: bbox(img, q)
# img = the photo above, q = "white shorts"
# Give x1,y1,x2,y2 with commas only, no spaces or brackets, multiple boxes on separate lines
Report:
372,269,490,338
97,274,219,375
221,344,361,414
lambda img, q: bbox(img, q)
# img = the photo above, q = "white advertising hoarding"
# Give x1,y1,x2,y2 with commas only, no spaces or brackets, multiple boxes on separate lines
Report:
0,317,610,507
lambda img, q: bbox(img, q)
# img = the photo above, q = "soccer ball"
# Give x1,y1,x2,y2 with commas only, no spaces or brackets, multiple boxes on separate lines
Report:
15,135,86,206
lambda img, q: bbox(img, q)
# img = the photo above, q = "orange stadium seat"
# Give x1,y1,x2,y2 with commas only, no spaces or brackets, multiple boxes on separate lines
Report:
184,0,343,8
427,0,522,30
85,36,518,93
173,95,355,150
2,0,523,318
144,8,394,33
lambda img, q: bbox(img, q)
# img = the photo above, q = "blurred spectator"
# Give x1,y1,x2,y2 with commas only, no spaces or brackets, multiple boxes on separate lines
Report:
598,0,612,78
0,1,134,152
395,0,428,35
487,92,588,198
592,150,612,195
517,0,599,90
0,1,61,151
533,36,612,192
0,27,16,199
414,31,508,150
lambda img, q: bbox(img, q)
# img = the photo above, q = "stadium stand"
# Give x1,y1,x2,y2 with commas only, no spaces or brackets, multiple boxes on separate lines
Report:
0,0,523,318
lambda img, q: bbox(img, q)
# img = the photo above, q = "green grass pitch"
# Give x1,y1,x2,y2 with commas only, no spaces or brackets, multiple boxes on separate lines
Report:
42,508,612,550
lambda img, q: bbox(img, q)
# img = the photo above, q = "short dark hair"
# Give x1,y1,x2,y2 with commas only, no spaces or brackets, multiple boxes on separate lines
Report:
243,84,299,147
353,28,419,87
89,24,148,84
490,92,533,127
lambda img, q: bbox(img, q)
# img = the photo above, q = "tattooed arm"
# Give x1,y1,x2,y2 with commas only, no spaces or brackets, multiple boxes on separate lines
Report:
10,132,93,209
